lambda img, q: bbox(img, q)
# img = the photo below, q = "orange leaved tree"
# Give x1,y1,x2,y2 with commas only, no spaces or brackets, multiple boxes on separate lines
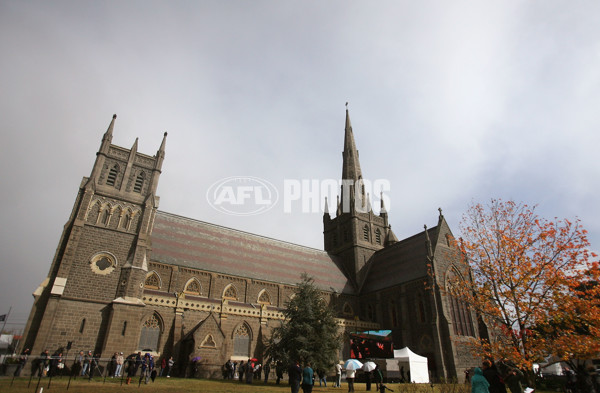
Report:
451,199,599,385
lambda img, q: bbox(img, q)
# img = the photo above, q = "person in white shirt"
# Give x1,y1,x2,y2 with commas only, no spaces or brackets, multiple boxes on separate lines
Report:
335,363,343,387
346,368,356,392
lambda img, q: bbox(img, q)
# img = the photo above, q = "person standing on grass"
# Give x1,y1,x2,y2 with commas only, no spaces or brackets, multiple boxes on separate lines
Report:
317,369,327,387
14,348,29,377
81,351,91,376
276,360,284,384
141,353,154,384
239,360,245,382
374,364,383,391
264,362,271,384
335,362,343,387
246,359,254,384
126,356,136,384
302,362,314,393
133,351,142,376
471,367,490,393
115,352,124,377
36,349,49,377
160,356,167,377
166,356,174,377
498,360,523,393
482,360,506,393
289,360,302,393
346,367,356,392
88,353,100,380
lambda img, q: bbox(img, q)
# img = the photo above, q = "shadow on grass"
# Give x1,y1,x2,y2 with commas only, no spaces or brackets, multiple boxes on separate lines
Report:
1,377,559,393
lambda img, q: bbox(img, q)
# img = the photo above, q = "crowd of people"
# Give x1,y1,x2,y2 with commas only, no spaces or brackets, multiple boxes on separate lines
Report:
12,347,175,384
12,347,600,392
221,358,274,383
286,360,388,393
468,358,600,393
467,359,528,393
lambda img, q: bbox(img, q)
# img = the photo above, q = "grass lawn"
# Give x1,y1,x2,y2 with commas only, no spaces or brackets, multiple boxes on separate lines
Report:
0,376,556,393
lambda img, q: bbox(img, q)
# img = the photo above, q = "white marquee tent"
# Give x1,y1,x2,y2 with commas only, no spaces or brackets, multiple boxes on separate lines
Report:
387,347,429,383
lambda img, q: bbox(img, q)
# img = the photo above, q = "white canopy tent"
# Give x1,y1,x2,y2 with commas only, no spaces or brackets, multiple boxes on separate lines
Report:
388,347,429,383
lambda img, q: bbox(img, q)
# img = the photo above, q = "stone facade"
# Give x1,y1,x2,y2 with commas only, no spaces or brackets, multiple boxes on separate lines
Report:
21,111,484,381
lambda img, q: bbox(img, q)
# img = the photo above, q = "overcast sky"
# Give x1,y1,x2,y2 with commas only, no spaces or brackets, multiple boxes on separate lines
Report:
1,1,599,333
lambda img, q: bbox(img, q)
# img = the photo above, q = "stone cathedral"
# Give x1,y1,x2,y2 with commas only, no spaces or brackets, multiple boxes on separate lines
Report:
21,110,482,380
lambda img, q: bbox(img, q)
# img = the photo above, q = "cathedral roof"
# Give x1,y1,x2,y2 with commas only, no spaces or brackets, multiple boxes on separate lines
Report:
360,226,438,293
150,211,353,294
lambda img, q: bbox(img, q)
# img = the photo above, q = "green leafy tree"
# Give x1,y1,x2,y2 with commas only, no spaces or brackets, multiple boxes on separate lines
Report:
265,273,342,372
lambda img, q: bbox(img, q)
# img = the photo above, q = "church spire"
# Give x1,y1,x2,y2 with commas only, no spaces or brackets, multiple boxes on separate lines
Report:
341,104,363,182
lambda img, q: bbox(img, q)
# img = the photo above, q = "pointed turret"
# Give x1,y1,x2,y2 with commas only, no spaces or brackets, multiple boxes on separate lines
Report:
380,192,387,214
130,137,139,157
424,224,434,262
385,225,398,246
155,132,167,170
100,114,117,154
89,114,117,185
380,191,389,226
149,132,167,195
323,197,330,221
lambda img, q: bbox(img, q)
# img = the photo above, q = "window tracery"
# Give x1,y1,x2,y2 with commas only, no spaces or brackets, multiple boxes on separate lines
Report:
233,323,251,356
138,313,161,351
258,290,271,305
184,278,201,295
144,272,161,290
223,284,238,300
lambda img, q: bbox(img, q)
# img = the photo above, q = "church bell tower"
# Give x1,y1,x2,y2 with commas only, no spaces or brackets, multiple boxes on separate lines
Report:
21,114,167,357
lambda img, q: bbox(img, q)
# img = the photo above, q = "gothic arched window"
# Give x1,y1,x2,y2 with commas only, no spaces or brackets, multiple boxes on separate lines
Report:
144,272,161,290
446,269,475,336
184,278,201,295
223,284,238,300
363,225,369,241
258,290,271,305
102,208,110,225
138,313,161,352
122,211,131,230
233,323,251,357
